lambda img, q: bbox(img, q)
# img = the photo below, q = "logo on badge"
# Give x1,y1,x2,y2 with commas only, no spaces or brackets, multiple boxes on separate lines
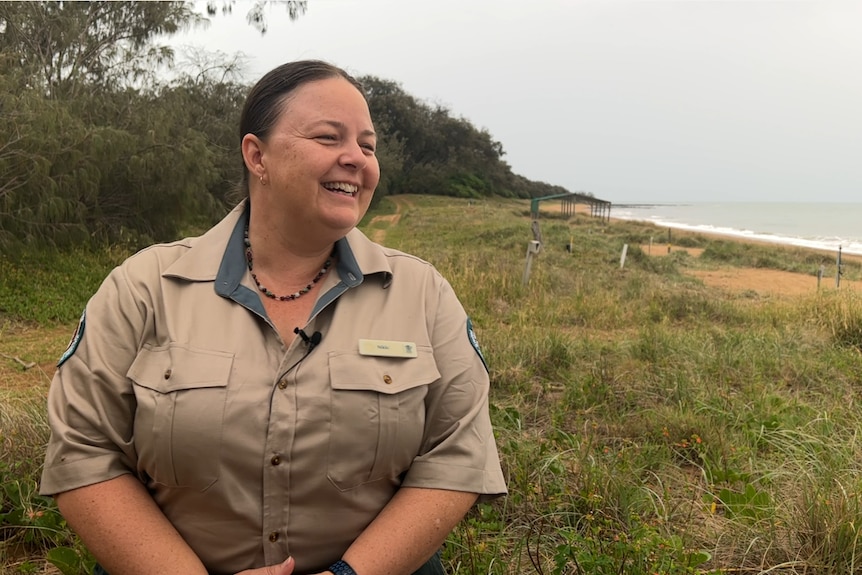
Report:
466,317,488,373
58,309,86,367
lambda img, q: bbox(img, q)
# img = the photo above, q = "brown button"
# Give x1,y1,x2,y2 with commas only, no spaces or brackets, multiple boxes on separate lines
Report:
270,455,281,466
277,379,288,390
268,531,279,542
163,369,172,380
383,374,393,385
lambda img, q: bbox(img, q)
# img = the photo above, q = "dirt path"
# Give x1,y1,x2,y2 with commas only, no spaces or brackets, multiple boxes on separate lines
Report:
368,195,412,244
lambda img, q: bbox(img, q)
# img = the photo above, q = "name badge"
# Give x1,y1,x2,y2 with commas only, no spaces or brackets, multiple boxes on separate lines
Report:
358,339,418,358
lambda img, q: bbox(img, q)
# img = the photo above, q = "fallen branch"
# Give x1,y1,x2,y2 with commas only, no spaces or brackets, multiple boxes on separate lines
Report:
0,352,36,370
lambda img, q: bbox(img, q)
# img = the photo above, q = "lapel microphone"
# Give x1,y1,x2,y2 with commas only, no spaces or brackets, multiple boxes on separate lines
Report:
294,327,323,351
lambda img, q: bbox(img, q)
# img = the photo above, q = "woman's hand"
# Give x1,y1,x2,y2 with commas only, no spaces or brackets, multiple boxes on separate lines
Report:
234,557,295,575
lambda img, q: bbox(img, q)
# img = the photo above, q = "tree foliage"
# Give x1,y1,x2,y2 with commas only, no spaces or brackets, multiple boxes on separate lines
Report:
206,1,308,34
0,1,224,251
0,2,201,98
0,1,568,254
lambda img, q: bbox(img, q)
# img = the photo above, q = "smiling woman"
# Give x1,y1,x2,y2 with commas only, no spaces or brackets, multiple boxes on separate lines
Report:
39,60,507,575
241,70,380,276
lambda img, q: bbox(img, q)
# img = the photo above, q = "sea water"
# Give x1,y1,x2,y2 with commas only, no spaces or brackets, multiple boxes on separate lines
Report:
612,203,862,256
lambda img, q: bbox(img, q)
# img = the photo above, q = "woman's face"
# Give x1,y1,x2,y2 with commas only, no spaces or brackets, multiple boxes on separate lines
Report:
253,76,380,242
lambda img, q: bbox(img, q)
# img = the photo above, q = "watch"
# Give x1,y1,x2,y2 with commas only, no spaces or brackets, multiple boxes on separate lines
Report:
328,559,358,575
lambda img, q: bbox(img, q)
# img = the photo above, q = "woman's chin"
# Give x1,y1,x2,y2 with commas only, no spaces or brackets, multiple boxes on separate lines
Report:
322,199,369,228
320,210,362,235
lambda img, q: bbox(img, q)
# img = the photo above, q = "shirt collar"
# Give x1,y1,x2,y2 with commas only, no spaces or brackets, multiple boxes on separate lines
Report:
164,201,394,294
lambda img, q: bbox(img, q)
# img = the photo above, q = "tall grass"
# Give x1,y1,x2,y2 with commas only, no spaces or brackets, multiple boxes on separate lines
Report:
3,195,862,574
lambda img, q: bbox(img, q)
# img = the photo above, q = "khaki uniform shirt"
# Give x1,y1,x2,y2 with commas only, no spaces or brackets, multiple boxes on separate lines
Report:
41,203,507,575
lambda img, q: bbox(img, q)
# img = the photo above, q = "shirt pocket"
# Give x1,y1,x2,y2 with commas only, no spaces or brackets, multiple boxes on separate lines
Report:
128,344,233,491
327,348,440,491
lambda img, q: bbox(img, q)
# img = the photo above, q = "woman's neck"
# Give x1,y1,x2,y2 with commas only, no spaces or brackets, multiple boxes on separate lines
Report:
245,221,336,291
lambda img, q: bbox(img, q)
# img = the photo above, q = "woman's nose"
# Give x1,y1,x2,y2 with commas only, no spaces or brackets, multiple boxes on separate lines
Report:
339,141,367,170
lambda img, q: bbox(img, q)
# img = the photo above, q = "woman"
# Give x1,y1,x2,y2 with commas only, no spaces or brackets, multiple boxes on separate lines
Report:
40,60,507,575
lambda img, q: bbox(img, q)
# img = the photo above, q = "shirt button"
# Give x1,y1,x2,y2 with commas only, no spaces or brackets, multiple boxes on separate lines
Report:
268,531,279,542
277,379,288,390
163,369,172,380
271,455,281,466
383,374,392,385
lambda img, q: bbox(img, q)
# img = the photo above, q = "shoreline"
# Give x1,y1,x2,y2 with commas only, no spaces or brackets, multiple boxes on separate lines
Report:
607,201,862,257
565,202,862,264
646,220,862,266
626,218,862,259
560,202,862,297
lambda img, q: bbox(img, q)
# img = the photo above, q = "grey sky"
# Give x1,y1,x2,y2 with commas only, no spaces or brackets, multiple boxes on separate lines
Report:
171,0,862,203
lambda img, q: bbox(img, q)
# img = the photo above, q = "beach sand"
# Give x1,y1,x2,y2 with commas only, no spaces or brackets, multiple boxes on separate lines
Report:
555,201,862,298
639,231,862,298
667,255,852,297
654,235,862,300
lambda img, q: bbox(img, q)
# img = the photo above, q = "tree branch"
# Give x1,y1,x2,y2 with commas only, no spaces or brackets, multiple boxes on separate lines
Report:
0,353,37,370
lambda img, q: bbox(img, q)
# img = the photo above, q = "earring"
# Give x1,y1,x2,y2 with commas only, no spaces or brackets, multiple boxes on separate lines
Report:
259,175,266,186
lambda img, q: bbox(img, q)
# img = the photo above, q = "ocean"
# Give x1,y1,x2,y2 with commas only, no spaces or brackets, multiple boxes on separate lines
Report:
611,203,862,256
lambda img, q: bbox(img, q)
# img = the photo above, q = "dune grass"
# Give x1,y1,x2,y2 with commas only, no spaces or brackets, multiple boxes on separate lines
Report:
2,195,862,574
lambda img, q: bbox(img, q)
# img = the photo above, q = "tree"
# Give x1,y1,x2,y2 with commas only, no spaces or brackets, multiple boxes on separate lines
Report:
157,57,250,207
0,2,226,250
0,2,202,99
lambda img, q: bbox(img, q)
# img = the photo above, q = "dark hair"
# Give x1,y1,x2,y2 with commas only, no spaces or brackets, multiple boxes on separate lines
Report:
237,60,365,197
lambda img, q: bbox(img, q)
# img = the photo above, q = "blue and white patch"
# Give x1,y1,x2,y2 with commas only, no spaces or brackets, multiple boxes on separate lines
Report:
57,309,86,367
466,317,489,373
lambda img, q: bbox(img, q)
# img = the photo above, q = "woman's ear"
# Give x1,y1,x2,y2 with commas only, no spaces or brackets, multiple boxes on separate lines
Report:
241,133,266,181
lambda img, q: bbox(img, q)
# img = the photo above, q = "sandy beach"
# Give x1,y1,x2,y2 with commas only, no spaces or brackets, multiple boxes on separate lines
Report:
648,243,860,298
561,201,862,298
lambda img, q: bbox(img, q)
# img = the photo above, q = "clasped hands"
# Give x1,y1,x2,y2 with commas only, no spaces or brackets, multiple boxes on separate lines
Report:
235,557,334,575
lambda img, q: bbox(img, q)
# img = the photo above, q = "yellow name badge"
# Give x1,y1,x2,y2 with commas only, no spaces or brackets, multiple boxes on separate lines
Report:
358,339,418,358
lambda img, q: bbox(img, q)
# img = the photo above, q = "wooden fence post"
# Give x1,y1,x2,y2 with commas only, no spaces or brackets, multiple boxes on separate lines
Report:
522,240,542,286
531,220,543,245
836,246,843,288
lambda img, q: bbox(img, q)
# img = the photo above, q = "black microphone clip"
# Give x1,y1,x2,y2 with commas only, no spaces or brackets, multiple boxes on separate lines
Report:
294,327,322,351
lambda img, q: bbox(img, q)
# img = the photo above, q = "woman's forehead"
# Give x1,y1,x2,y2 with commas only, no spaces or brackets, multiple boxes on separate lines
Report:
275,78,373,126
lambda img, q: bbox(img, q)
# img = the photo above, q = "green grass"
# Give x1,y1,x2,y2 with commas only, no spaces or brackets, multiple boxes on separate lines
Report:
3,195,862,574
0,247,128,325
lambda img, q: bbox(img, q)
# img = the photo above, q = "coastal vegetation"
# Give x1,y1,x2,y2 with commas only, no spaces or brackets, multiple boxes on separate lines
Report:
3,195,862,574
0,1,565,256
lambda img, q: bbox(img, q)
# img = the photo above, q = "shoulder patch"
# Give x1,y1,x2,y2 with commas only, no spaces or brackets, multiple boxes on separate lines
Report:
58,309,86,367
466,317,489,373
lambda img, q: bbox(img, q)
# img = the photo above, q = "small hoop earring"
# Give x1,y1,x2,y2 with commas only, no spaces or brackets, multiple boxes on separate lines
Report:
259,175,265,186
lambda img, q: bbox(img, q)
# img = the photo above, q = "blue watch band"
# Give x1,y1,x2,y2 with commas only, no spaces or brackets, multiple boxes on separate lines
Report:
328,559,358,575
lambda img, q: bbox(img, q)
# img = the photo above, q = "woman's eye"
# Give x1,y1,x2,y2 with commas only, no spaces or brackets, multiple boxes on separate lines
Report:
317,134,338,142
361,143,376,153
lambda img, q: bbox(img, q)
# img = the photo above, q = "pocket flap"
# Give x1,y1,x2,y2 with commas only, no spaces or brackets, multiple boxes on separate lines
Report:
128,344,233,392
329,348,440,394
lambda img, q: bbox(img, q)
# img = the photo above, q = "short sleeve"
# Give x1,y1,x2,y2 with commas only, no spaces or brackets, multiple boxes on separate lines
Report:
40,265,147,495
400,277,507,501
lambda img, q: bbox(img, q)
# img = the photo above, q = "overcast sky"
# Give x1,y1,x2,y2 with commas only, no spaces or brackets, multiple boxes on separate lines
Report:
170,0,861,204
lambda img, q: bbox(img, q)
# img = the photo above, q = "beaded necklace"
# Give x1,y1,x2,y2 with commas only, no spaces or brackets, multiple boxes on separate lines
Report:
244,227,334,301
